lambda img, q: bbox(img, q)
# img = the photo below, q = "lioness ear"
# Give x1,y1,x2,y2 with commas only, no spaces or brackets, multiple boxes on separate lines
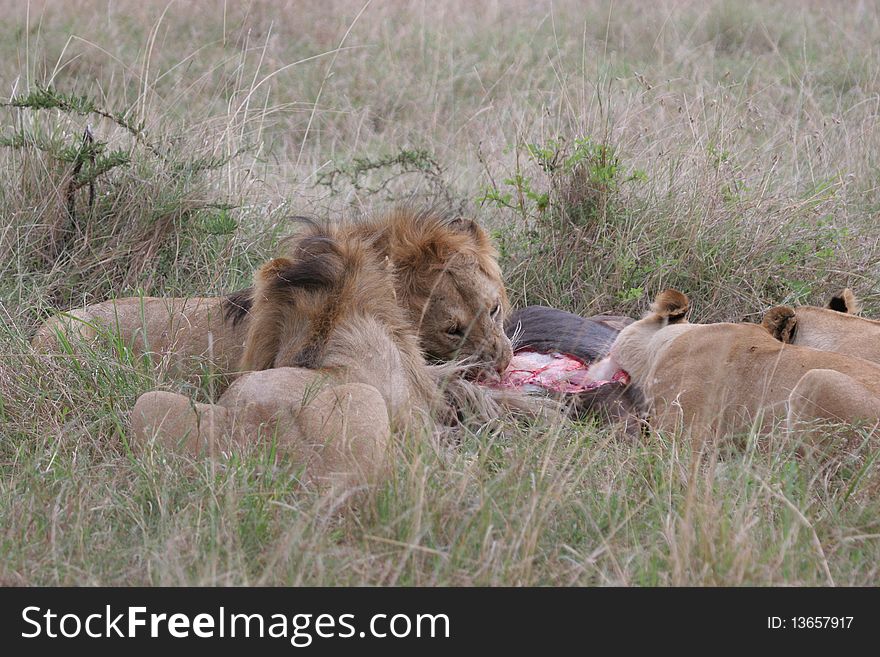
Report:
762,306,797,343
827,288,860,314
650,289,689,324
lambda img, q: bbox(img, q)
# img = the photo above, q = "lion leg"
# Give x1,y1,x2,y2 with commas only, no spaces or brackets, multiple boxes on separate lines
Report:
131,374,393,491
225,378,392,489
130,390,230,456
222,370,392,488
787,369,880,460
130,379,295,459
291,383,392,490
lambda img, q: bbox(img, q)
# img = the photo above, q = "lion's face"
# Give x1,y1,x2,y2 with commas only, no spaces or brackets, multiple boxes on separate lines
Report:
385,213,513,377
415,253,513,376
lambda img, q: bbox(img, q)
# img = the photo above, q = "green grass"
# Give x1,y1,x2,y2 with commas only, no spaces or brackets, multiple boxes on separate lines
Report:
3,0,880,585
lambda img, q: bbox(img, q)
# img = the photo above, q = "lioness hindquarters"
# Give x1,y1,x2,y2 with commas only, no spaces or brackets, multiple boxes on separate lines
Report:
33,296,246,382
787,369,880,461
32,308,101,350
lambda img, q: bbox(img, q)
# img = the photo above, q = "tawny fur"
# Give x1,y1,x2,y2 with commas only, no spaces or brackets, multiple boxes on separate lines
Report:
130,222,546,490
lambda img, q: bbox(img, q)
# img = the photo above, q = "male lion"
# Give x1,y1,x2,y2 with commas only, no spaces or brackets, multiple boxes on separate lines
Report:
33,208,513,383
586,290,880,455
131,222,450,490
763,288,880,365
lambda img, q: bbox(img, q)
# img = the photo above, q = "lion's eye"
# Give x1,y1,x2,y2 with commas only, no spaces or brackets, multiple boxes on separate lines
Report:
490,304,501,319
446,324,465,338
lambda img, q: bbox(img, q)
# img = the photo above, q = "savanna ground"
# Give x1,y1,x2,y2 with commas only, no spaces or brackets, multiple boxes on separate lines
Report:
2,0,880,585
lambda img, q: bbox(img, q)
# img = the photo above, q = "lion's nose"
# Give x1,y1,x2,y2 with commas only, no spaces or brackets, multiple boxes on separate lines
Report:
495,341,512,374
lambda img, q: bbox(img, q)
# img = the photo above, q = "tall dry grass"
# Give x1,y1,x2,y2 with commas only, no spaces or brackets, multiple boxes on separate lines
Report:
2,0,880,585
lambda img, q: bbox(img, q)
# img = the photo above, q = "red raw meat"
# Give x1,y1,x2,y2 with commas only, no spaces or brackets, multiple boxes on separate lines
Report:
495,350,629,394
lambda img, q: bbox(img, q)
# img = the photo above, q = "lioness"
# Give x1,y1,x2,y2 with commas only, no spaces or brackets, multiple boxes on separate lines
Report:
587,290,880,452
33,208,513,382
132,222,448,490
763,288,880,364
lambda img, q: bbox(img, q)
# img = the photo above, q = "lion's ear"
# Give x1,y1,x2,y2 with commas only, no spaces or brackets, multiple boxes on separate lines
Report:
257,237,344,294
650,289,689,324
827,288,860,314
448,216,480,235
256,257,295,284
762,306,797,343
449,216,491,247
